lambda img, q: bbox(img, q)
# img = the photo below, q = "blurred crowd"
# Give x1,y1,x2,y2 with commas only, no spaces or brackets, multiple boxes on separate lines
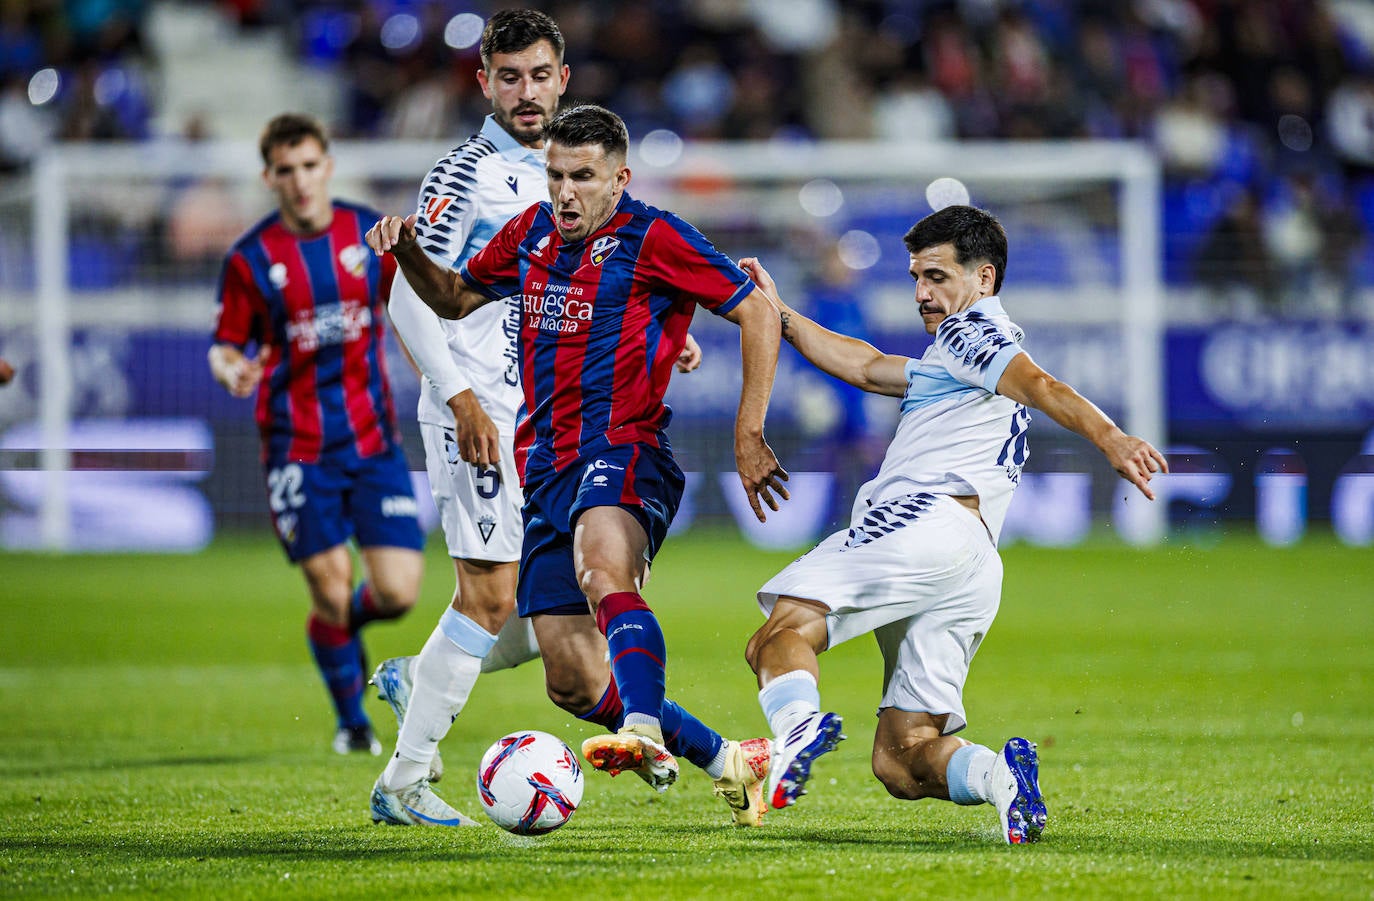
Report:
2,0,1373,312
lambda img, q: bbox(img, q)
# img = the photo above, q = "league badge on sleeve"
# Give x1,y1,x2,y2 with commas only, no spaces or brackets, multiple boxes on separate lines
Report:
423,196,453,224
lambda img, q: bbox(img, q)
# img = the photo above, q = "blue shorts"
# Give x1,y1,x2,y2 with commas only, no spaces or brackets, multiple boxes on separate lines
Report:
264,443,424,563
517,443,684,618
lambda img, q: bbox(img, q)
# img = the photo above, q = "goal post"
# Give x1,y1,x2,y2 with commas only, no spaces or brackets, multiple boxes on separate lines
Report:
9,137,1165,550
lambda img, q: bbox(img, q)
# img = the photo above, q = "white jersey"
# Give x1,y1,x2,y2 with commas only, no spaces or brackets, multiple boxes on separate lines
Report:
855,296,1030,543
390,115,548,433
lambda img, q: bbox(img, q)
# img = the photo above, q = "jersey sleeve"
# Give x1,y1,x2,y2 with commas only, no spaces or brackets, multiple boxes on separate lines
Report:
413,160,482,269
387,269,471,404
933,313,1025,393
458,203,536,301
642,213,753,316
212,252,265,348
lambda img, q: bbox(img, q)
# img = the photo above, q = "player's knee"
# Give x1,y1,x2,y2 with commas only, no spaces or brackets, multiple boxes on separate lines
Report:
306,582,352,625
743,626,770,674
576,566,620,607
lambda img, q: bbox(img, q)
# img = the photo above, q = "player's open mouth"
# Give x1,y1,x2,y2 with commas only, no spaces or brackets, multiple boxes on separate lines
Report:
557,211,580,230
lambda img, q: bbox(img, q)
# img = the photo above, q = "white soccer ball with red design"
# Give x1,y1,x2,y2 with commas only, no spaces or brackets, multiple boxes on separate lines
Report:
476,731,584,834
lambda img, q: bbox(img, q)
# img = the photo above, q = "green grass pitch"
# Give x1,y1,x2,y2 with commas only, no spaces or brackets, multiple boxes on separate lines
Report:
2,530,1371,898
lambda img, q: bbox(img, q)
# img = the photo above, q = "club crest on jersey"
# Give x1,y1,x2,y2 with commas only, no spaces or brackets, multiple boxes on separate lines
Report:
338,243,369,279
478,514,497,543
589,236,620,266
424,196,453,223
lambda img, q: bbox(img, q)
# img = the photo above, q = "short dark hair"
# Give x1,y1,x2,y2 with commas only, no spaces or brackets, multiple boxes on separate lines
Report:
544,104,629,160
480,9,564,68
903,205,1008,294
259,113,328,166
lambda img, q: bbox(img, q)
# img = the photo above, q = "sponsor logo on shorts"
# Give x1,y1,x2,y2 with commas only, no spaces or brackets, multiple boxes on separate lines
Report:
382,495,419,518
592,475,608,488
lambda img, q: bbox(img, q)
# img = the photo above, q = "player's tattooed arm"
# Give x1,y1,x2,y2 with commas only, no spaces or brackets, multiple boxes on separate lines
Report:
779,309,796,345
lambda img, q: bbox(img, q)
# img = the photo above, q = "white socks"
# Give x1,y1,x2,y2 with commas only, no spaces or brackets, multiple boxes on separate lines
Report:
758,670,821,741
946,743,998,805
381,609,495,790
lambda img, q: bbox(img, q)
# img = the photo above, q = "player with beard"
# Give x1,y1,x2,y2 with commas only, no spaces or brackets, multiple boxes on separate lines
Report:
367,13,709,827
368,104,786,827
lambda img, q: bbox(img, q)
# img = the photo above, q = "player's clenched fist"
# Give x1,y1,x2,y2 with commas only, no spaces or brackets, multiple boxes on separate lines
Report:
366,213,419,255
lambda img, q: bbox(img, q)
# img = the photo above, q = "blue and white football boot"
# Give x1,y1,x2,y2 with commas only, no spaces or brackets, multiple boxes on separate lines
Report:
768,712,845,809
369,656,443,782
989,737,1047,844
369,777,479,827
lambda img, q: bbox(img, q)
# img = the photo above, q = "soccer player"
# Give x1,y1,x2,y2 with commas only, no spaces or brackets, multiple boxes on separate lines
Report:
739,205,1168,844
366,11,704,828
366,104,787,827
209,113,425,758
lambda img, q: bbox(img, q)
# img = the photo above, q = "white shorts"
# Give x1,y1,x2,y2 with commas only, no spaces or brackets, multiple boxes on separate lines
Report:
420,421,523,563
757,492,1002,733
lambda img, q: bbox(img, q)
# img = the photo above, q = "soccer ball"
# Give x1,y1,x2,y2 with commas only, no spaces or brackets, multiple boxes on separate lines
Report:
476,731,584,834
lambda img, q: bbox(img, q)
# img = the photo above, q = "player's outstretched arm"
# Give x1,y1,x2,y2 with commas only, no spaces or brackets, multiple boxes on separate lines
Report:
722,286,790,522
365,214,489,320
739,257,907,397
208,342,264,398
995,353,1169,500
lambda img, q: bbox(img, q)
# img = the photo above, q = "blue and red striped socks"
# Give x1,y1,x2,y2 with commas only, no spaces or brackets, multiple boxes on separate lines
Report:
306,613,368,729
596,592,666,729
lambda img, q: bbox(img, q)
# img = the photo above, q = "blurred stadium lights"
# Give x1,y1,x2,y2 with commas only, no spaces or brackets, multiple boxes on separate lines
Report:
444,13,484,50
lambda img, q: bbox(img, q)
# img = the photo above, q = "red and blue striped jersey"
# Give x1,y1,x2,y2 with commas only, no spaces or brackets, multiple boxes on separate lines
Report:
459,192,753,485
213,201,402,464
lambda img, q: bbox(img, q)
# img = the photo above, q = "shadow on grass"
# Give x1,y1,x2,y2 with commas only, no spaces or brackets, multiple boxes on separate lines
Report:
0,753,265,777
5,821,1369,867
747,824,1371,863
